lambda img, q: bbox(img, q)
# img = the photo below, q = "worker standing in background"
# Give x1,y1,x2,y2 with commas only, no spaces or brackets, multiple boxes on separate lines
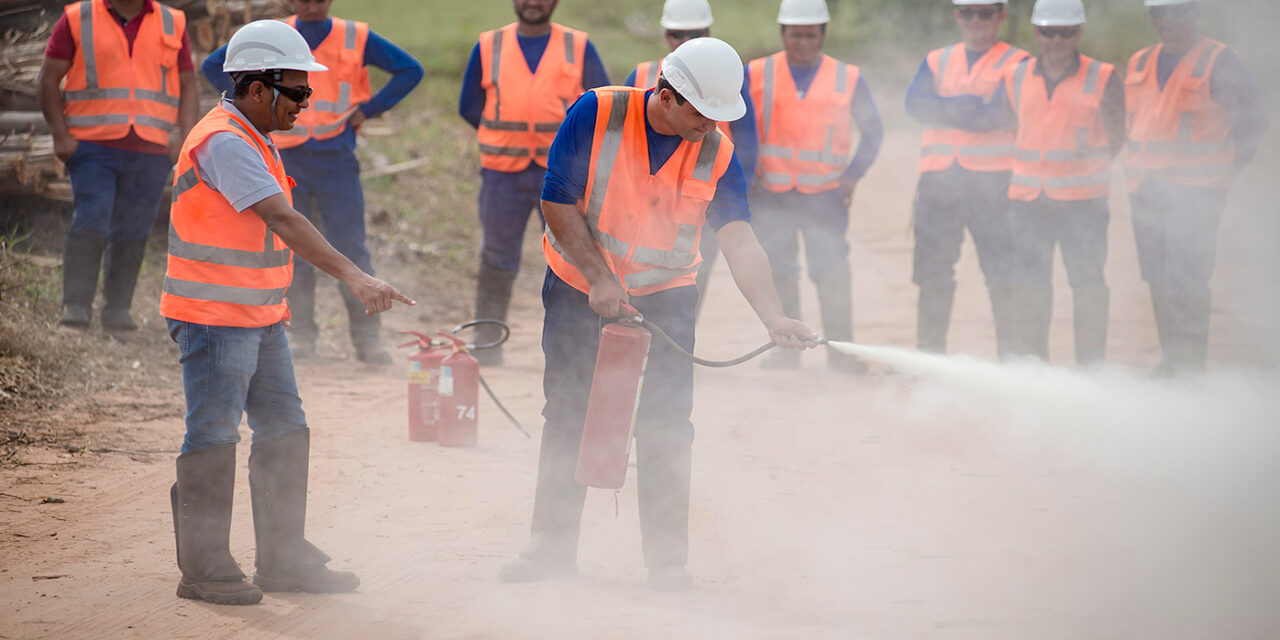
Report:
746,0,883,372
164,21,412,605
905,0,1028,357
458,0,610,365
38,0,199,332
625,0,760,316
203,0,424,365
498,38,817,592
1125,0,1268,376
956,0,1125,364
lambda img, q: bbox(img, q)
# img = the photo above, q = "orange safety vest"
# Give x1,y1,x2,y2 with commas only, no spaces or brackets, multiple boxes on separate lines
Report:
630,58,733,140
62,0,186,145
749,53,861,194
161,103,295,328
477,22,588,172
1006,56,1116,202
1124,38,1236,192
543,88,736,297
919,41,1029,174
271,16,372,149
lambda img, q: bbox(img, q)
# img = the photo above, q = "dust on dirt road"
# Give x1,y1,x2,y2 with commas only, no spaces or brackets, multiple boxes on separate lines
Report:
2,127,1278,639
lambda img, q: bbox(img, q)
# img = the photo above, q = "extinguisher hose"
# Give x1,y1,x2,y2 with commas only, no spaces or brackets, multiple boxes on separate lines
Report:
452,319,510,350
477,372,531,438
635,317,784,368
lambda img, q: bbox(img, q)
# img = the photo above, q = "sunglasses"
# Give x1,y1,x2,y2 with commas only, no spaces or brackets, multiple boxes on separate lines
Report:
1150,4,1196,20
956,7,1001,20
1036,26,1080,39
666,29,709,42
267,82,313,103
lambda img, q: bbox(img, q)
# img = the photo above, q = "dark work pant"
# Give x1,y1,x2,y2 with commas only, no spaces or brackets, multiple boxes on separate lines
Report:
530,269,696,568
1007,196,1110,364
1130,180,1227,372
478,166,546,271
65,141,171,241
750,188,853,343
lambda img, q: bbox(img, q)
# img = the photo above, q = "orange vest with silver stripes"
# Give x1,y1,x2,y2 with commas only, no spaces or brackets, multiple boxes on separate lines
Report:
749,53,861,194
271,16,372,149
161,104,295,328
543,88,736,297
1124,38,1236,192
62,0,186,146
919,41,1028,174
1006,56,1116,202
478,23,587,172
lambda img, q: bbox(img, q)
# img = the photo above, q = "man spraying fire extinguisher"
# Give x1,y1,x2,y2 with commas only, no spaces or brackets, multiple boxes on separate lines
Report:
497,37,818,592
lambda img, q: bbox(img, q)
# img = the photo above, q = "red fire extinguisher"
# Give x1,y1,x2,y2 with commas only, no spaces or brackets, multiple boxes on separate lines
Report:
399,331,449,442
436,333,480,447
576,304,651,489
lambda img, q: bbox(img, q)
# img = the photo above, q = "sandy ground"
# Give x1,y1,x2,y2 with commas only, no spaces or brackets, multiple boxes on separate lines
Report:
2,125,1279,639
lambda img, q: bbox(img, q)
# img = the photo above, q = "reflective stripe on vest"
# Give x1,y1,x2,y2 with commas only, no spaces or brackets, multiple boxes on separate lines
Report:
750,53,858,194
477,23,586,171
161,104,294,327
919,41,1027,174
631,60,661,89
1007,57,1115,202
273,17,372,147
63,0,184,144
544,88,733,295
1124,38,1235,190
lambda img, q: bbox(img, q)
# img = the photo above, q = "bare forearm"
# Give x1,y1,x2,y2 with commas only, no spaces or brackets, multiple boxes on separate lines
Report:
252,195,361,283
716,221,785,325
37,61,70,137
541,200,613,287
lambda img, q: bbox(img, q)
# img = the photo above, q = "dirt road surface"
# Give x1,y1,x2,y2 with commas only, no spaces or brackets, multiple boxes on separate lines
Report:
3,128,1278,639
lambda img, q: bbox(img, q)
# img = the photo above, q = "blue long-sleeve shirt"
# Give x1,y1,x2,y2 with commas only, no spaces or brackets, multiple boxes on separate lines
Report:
743,61,884,183
457,33,611,129
541,90,750,231
624,66,759,186
202,18,424,153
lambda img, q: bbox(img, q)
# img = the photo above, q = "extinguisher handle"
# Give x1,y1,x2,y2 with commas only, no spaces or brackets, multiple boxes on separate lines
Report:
618,302,643,325
397,330,437,349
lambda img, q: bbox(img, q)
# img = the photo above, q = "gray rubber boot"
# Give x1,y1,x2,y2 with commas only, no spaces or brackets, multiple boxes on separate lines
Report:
1008,283,1052,361
916,282,957,354
100,238,148,331
1073,285,1110,366
499,424,584,583
59,229,105,329
286,267,318,358
636,430,692,572
1167,289,1212,376
473,262,518,366
815,269,866,373
172,442,262,605
988,284,1018,361
249,429,359,593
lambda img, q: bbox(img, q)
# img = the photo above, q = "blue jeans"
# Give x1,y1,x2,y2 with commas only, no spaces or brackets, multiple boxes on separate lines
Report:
478,166,546,271
282,148,373,277
167,320,308,453
65,141,172,241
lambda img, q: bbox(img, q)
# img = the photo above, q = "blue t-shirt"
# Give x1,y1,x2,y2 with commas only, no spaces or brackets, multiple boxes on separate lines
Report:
541,90,750,231
201,18,424,153
457,32,611,129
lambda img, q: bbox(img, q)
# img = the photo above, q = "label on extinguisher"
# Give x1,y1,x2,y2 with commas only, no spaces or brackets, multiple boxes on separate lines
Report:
438,366,454,397
408,371,433,384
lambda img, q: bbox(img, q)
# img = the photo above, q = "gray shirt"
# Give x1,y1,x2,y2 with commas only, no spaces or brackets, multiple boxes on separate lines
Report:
192,100,285,212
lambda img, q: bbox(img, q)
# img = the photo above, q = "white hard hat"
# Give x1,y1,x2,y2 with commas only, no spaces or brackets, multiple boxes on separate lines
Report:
661,0,713,30
1031,0,1086,26
778,0,830,26
223,20,328,73
954,1,1008,5
1144,0,1195,6
661,37,747,122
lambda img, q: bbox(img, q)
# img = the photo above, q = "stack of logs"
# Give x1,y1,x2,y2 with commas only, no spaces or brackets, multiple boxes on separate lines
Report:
1,0,289,201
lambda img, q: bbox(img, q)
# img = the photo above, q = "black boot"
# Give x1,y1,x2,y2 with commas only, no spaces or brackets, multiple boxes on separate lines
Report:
498,424,585,583
1164,288,1212,376
100,238,148,331
172,442,262,605
59,229,105,329
815,269,867,374
760,273,802,370
287,266,318,359
473,262,518,366
636,430,694,591
249,429,359,593
988,283,1018,361
1073,285,1110,366
916,282,956,354
341,281,390,365
1009,283,1052,361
